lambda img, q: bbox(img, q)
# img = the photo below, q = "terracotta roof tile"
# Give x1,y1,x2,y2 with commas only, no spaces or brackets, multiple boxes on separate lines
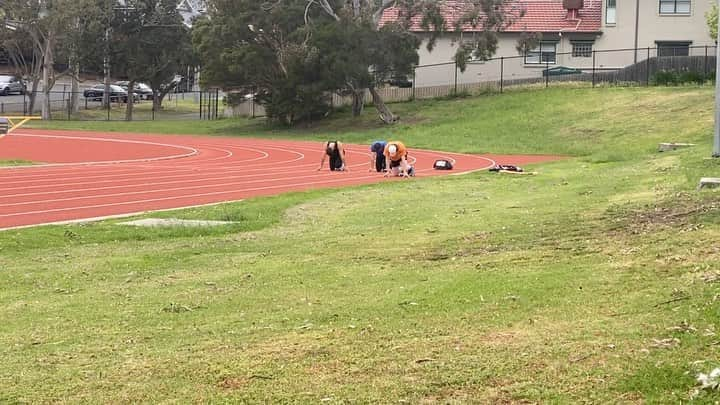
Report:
380,0,602,33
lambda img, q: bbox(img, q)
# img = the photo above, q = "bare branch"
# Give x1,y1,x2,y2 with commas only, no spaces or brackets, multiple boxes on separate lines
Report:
314,0,341,21
304,0,315,25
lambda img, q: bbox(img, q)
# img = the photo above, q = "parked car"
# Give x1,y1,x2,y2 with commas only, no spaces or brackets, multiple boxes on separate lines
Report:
0,75,26,96
388,77,413,88
115,81,153,100
83,84,134,102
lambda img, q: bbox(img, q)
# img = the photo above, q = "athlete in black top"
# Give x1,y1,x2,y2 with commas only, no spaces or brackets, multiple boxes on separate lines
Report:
318,141,347,171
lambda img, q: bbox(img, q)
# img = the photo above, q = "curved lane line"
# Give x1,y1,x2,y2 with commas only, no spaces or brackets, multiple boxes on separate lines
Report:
3,133,199,167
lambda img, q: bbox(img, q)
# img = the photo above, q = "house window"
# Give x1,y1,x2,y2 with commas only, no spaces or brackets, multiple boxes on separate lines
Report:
525,42,557,64
606,0,616,24
572,42,593,57
657,41,691,57
659,0,691,14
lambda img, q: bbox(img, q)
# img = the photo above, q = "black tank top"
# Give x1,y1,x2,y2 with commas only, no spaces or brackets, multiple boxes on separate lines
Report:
326,141,342,169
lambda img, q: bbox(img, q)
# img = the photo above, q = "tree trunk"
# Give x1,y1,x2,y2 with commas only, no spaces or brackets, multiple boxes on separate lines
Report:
41,37,53,121
69,63,80,115
152,90,160,111
351,89,364,117
156,90,170,111
368,85,396,124
27,79,40,115
125,80,135,121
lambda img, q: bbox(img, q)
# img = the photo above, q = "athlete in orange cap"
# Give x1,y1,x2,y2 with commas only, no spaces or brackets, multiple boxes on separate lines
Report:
383,141,413,178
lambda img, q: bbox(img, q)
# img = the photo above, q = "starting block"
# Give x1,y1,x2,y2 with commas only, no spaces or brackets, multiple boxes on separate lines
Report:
0,116,41,138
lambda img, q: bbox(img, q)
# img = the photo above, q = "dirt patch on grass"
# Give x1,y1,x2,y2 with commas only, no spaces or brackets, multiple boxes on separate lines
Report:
218,377,248,390
605,194,720,235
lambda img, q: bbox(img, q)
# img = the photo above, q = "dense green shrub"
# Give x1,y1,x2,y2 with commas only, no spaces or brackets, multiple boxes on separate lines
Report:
652,69,713,86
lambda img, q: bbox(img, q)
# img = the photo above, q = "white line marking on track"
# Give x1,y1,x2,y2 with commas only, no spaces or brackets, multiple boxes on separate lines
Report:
0,173,389,218
4,133,199,167
0,134,501,228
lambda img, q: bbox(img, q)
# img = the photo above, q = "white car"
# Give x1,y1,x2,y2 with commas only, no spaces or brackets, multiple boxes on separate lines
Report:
0,75,26,96
115,81,153,100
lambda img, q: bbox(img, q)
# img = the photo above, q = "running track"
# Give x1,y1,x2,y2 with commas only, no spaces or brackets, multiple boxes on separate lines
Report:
0,130,560,229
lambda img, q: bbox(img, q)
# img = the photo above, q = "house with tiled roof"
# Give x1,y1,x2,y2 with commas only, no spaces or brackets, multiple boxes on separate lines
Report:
381,0,714,87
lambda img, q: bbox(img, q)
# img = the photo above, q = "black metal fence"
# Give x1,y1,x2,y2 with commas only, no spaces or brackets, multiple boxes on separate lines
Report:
3,45,715,120
0,88,223,121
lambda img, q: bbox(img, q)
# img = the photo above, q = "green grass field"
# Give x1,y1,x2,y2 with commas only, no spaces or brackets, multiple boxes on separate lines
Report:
5,86,720,402
0,159,34,167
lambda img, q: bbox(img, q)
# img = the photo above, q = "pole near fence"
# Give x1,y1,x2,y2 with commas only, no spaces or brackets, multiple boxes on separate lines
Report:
705,45,709,82
591,50,596,87
107,97,110,121
714,26,720,156
412,67,416,100
215,88,219,120
199,90,203,119
646,47,651,86
500,57,504,93
454,61,458,94
545,60,549,88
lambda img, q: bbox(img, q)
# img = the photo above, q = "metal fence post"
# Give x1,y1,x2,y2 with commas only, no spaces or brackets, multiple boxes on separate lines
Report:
646,47,651,86
215,88,219,120
545,60,549,88
592,50,596,87
107,97,110,121
705,45,709,82
412,67,416,100
199,90,203,119
500,57,504,93
454,61,458,94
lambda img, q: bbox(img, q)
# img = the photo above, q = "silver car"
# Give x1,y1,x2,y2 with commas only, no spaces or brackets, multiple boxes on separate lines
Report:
0,75,25,96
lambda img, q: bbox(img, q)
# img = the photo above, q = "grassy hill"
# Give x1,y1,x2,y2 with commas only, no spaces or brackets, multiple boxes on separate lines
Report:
5,86,720,403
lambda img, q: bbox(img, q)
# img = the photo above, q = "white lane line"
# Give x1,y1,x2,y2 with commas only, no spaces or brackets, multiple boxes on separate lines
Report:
3,133,199,167
0,142,373,188
0,173,390,218
0,158,373,200
0,200,244,231
0,155,385,207
0,146,472,195
0,144,307,185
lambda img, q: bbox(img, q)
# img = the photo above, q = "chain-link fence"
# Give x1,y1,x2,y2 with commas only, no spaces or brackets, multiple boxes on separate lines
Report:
325,45,716,119
4,45,715,120
0,88,223,121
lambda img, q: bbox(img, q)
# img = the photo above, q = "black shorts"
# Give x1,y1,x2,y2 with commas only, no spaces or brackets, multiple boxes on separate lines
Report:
375,154,386,172
389,159,402,168
329,155,343,171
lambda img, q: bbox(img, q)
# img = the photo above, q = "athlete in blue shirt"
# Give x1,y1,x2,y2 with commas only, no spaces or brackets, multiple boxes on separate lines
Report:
369,140,387,172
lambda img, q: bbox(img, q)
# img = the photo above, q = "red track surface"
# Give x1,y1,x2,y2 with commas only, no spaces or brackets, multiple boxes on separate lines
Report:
0,129,560,229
